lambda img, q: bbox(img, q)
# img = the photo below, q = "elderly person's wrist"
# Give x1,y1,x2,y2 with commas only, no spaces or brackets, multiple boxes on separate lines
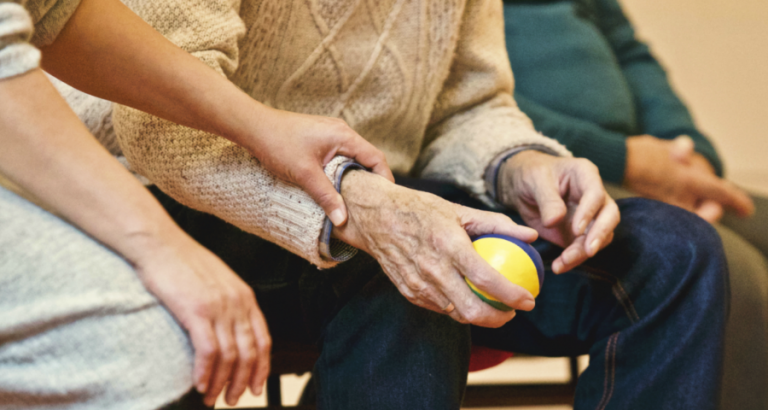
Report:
496,149,559,209
486,146,562,208
330,169,383,253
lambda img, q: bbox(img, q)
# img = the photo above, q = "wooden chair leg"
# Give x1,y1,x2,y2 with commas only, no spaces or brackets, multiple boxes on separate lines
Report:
266,374,283,407
569,355,580,387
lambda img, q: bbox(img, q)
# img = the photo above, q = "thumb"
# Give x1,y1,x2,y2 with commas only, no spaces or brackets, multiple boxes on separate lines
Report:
695,200,724,223
297,168,348,226
670,135,695,164
532,171,567,227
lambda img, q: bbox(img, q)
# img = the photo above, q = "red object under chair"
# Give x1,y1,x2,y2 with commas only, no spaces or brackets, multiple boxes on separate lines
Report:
468,345,514,372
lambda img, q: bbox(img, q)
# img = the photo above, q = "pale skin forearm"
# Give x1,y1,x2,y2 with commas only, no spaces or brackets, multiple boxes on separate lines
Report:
39,0,393,224
0,69,271,406
0,69,182,260
38,0,267,154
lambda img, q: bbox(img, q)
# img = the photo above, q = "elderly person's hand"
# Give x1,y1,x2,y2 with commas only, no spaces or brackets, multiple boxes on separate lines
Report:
625,135,753,223
332,171,539,328
498,151,621,274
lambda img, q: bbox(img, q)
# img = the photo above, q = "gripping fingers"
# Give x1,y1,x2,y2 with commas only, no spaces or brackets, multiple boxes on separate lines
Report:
296,167,348,227
338,135,395,183
459,207,538,243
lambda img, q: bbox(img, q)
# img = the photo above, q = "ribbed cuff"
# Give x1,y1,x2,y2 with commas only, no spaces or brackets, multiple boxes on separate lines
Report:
318,161,366,263
687,132,724,177
484,145,562,204
0,3,40,80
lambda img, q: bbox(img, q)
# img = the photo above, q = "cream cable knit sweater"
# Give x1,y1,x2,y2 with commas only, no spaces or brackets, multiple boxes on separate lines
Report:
65,0,571,268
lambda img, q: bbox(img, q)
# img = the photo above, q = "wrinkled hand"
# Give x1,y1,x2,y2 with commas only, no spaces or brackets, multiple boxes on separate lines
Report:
625,135,753,223
498,151,620,274
247,108,394,226
332,171,538,328
127,229,271,407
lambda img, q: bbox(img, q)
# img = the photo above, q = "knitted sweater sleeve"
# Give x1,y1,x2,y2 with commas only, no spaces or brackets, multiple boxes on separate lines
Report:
0,2,39,80
112,0,346,269
414,0,571,204
0,0,80,80
595,0,723,176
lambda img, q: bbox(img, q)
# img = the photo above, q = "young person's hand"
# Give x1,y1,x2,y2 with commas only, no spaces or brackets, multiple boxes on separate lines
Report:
0,69,271,407
498,151,620,274
40,0,393,228
625,135,753,223
243,108,394,226
124,228,271,408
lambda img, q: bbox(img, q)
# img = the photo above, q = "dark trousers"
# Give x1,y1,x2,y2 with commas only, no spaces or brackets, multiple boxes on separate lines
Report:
151,178,728,410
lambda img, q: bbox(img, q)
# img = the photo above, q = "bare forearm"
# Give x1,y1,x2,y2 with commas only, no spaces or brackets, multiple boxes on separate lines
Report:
39,0,266,153
0,69,182,263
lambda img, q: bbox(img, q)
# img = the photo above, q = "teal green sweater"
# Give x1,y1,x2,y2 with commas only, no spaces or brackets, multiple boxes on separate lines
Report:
503,0,722,183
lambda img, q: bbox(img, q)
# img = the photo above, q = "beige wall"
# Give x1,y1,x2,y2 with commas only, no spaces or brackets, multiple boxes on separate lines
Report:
620,0,768,194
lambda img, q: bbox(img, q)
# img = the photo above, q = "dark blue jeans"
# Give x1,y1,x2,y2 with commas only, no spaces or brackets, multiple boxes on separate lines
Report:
151,179,728,410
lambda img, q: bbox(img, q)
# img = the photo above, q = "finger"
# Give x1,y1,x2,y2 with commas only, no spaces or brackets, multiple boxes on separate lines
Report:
530,170,567,227
204,322,238,407
691,176,755,217
337,136,395,183
695,200,724,223
187,320,218,395
570,187,607,237
583,196,620,257
398,262,454,313
454,243,536,312
458,206,538,243
551,235,588,274
669,135,695,163
225,319,258,406
409,245,517,327
248,307,272,396
295,166,348,226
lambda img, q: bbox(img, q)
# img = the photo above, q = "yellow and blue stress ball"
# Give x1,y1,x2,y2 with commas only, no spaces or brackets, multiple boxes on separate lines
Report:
467,234,545,311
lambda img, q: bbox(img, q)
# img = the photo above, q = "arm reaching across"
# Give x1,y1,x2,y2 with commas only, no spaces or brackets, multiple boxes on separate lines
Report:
41,0,393,233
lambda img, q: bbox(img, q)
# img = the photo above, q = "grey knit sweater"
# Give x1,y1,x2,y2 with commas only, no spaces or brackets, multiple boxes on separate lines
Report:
0,186,195,410
1,2,195,408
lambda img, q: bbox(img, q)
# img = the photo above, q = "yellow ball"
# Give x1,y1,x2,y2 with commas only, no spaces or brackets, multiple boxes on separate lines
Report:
466,235,545,311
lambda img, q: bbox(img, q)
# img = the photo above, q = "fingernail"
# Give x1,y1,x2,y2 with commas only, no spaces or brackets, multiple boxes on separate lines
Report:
590,239,601,254
552,260,563,274
197,382,207,394
562,248,578,265
520,298,535,311
577,220,587,235
329,209,345,226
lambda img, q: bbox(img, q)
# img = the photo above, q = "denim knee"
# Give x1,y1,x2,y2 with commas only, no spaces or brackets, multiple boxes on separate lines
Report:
611,198,729,318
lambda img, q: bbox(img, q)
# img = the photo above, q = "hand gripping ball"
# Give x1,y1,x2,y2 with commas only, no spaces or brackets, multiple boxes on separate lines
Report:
466,234,545,311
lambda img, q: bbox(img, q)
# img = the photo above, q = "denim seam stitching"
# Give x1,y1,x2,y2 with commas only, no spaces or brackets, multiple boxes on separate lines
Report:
581,268,640,323
596,332,620,410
